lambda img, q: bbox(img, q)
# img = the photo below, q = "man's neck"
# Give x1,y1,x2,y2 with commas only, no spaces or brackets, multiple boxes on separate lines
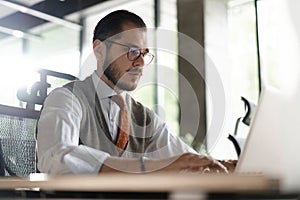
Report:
98,73,122,94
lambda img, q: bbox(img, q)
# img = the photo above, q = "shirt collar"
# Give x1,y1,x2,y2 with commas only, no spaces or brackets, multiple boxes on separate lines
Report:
92,71,126,99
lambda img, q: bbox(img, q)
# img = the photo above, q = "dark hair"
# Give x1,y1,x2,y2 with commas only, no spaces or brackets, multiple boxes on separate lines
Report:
93,10,146,42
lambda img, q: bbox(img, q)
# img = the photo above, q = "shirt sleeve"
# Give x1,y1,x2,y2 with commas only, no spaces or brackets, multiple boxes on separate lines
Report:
143,110,198,159
36,87,109,175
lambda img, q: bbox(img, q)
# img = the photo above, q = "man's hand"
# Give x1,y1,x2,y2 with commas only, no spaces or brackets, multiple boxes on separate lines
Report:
100,153,236,174
156,153,228,174
218,160,238,173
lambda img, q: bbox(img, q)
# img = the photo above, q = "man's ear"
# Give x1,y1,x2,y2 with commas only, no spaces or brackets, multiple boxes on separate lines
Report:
93,39,106,61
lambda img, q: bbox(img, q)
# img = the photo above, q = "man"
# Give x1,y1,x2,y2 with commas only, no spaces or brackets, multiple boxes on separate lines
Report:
37,10,232,174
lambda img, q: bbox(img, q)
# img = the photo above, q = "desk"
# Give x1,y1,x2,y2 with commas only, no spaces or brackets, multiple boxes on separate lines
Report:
0,173,282,199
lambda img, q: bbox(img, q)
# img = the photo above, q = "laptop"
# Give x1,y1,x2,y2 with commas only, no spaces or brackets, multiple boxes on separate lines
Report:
234,86,285,179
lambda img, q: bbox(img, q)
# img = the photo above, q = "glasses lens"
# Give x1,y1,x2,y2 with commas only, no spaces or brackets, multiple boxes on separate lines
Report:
143,53,154,65
128,47,154,65
128,48,141,61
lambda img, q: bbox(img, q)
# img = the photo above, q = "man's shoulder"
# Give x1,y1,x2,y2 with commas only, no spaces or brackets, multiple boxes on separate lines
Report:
44,86,79,108
63,76,93,90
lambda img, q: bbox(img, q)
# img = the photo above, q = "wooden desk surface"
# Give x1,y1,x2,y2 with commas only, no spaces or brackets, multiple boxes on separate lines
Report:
0,173,278,193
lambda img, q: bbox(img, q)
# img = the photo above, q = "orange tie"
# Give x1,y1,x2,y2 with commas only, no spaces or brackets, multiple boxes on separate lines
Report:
111,95,130,151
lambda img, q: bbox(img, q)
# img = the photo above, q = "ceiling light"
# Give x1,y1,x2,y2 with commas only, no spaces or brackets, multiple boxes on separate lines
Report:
12,30,24,38
0,25,41,40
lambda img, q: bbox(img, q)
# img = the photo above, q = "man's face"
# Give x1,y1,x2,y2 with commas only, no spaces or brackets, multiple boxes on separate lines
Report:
103,23,148,91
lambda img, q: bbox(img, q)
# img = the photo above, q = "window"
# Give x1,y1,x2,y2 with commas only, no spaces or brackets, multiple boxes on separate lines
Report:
0,38,23,107
256,0,300,93
205,0,259,159
0,22,80,108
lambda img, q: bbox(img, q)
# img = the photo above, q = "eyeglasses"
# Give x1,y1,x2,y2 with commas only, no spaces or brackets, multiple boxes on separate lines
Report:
105,40,154,65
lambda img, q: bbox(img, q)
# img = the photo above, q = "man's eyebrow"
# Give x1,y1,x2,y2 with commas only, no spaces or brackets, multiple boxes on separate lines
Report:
131,45,150,53
126,42,149,50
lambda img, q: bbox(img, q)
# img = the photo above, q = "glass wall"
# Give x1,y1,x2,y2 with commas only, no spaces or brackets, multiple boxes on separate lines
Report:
0,24,80,108
205,0,298,159
227,0,259,103
0,38,23,107
257,0,300,93
29,26,80,76
205,0,259,159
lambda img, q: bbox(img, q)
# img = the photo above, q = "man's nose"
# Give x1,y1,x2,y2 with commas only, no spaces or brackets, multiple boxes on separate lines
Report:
132,55,145,67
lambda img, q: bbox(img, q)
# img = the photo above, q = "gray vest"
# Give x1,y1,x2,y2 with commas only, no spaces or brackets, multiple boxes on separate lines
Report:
64,76,154,157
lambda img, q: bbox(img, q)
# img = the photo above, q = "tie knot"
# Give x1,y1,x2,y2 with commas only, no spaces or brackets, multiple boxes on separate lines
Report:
111,95,126,108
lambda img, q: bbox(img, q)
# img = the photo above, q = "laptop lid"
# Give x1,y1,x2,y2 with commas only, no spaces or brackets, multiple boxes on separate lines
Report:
235,87,285,178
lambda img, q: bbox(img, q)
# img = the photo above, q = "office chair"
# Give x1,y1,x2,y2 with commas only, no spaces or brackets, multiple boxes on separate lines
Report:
0,68,77,177
0,104,40,176
17,68,78,110
228,97,257,157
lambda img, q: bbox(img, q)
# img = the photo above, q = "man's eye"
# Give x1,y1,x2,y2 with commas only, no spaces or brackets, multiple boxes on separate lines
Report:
129,48,140,55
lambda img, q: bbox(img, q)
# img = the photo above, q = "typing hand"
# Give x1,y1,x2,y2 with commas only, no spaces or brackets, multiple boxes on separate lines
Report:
218,160,238,173
158,153,228,174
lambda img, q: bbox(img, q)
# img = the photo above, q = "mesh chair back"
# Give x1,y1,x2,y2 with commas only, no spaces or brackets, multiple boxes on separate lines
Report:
0,104,40,177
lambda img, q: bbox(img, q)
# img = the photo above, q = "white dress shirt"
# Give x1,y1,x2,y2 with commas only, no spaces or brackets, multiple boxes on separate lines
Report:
37,72,197,175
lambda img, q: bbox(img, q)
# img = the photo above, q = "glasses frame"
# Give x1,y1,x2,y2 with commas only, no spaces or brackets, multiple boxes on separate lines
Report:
105,40,154,65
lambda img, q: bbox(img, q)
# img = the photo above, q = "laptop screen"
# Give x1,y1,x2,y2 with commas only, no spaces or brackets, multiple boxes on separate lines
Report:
235,87,285,178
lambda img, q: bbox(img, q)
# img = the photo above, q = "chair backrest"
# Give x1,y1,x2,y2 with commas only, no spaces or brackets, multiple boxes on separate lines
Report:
228,97,257,158
17,68,78,110
0,68,77,176
0,104,40,177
